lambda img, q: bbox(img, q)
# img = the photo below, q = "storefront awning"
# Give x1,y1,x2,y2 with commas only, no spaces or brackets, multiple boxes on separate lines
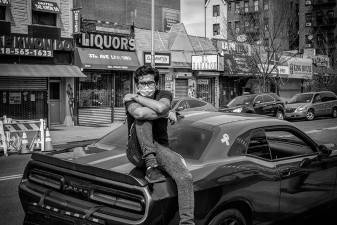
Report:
32,0,60,14
0,64,86,77
75,48,140,71
0,0,10,6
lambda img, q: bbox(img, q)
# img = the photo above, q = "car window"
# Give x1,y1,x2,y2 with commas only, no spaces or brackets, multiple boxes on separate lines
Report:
266,130,315,160
288,93,313,104
227,95,256,107
313,94,321,103
168,123,213,160
246,129,272,160
254,95,263,104
187,99,207,108
270,93,281,101
321,92,337,102
263,94,275,103
177,100,189,110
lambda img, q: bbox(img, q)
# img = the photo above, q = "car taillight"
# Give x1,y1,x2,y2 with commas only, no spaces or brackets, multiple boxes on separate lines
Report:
90,191,145,213
28,169,63,190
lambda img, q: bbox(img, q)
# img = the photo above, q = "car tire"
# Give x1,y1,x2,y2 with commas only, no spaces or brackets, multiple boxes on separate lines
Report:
332,107,337,118
306,109,315,121
276,110,284,120
208,209,247,225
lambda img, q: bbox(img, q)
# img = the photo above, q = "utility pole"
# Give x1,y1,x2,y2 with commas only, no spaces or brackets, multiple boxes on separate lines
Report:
151,0,155,67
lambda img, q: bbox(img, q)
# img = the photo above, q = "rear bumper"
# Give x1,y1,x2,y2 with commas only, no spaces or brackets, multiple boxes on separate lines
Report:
19,175,156,225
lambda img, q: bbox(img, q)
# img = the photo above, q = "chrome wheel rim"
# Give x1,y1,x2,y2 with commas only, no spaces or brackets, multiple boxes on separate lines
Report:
306,111,314,120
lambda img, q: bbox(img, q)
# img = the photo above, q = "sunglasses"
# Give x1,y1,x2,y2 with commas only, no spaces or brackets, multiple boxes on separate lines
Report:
138,81,156,87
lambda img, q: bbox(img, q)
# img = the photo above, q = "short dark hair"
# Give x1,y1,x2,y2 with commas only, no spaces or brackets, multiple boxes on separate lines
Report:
134,65,159,84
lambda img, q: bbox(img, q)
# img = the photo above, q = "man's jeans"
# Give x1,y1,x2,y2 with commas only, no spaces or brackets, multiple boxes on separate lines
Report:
126,120,195,225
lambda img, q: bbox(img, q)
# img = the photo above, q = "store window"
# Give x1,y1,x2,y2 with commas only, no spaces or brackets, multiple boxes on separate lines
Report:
32,11,57,26
213,23,220,36
213,5,220,17
79,73,112,108
0,6,6,20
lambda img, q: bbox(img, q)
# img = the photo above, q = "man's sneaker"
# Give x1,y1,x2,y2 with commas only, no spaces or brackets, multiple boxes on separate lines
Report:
145,167,166,183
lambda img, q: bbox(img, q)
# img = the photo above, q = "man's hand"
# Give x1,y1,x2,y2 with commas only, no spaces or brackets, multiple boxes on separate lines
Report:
168,111,177,125
123,94,138,104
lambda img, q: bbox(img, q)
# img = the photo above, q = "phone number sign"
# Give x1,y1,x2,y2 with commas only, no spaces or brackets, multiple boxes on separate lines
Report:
0,48,53,57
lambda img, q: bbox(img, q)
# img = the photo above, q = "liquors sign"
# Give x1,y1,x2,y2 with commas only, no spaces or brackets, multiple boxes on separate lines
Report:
79,33,135,51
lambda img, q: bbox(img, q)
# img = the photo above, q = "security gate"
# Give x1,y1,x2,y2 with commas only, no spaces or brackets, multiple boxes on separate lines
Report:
197,78,214,105
175,79,188,98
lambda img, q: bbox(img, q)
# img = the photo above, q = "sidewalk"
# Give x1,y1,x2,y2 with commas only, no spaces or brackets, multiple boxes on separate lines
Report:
50,122,123,146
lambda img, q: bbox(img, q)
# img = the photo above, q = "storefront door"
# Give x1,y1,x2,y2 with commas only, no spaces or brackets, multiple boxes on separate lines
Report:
114,72,132,107
49,81,61,124
197,78,214,105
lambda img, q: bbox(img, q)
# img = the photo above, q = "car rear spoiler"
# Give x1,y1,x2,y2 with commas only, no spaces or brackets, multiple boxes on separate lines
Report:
31,153,147,187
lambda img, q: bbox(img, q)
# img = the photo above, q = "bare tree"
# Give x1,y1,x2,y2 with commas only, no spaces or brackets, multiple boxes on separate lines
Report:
222,0,302,93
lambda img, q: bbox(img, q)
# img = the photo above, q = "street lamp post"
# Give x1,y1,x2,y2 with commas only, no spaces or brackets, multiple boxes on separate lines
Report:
151,0,155,67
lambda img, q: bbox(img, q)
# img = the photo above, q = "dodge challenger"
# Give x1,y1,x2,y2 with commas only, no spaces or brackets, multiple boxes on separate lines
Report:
19,111,337,225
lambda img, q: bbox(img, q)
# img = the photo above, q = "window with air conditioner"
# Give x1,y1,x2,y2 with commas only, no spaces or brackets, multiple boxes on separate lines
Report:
264,0,269,10
244,1,249,12
254,0,259,11
235,1,241,13
0,6,6,21
305,13,312,27
213,23,220,36
305,0,312,6
213,5,220,17
32,11,57,26
235,21,240,33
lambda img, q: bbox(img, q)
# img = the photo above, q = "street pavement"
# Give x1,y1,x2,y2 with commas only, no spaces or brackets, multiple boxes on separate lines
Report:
0,118,336,225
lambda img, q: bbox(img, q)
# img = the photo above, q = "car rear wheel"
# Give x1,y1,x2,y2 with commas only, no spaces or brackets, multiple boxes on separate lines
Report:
276,110,284,120
332,108,337,118
208,209,247,225
306,109,315,121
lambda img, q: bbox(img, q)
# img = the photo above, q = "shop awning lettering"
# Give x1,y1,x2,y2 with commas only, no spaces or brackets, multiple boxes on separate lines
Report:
32,0,60,13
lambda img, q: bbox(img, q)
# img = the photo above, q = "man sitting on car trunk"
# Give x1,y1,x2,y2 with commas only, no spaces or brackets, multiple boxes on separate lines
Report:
123,65,195,225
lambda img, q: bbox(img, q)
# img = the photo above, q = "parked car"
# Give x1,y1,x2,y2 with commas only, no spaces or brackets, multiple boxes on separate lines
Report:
285,91,337,120
220,93,285,119
171,97,217,112
19,111,337,225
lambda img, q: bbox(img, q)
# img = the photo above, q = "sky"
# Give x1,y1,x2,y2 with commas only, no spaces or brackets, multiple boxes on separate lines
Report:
181,0,205,37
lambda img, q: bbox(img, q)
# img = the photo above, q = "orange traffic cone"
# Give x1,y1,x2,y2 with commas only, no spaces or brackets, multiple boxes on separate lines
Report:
20,132,30,154
45,128,53,151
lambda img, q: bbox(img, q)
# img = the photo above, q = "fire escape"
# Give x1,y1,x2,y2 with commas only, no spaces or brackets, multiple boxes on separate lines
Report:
307,0,337,60
238,5,261,43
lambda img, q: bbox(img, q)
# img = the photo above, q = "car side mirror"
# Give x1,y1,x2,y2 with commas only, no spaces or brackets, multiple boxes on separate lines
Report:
176,106,184,111
318,144,332,157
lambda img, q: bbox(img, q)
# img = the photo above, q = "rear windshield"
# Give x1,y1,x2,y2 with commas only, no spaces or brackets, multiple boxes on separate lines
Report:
94,123,213,160
227,95,255,107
